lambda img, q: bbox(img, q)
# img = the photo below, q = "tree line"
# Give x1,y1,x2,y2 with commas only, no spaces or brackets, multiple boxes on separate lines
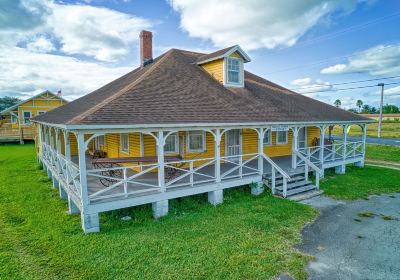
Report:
333,99,399,114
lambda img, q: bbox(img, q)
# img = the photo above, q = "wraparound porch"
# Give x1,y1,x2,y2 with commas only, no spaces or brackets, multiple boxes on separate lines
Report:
37,123,366,233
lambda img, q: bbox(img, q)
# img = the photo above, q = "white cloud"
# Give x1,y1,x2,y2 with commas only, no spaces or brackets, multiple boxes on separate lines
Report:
47,2,151,61
26,36,55,53
0,46,131,100
169,0,358,50
321,44,400,75
385,86,400,96
290,77,312,86
290,77,333,94
0,0,152,61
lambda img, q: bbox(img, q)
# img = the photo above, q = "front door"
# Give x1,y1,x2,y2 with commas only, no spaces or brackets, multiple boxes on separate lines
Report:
298,127,307,149
226,129,241,157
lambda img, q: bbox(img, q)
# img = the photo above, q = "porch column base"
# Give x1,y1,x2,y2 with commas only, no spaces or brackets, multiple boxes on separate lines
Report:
354,160,364,168
152,200,169,219
47,169,52,180
52,177,59,189
320,168,325,179
251,182,264,196
81,212,100,233
68,196,80,214
59,185,67,199
208,190,223,205
335,164,346,174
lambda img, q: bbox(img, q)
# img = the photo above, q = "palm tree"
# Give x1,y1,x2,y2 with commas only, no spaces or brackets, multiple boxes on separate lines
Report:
356,99,363,113
334,99,341,108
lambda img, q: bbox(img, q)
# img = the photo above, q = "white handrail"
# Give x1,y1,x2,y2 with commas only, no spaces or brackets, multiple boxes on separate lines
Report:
262,153,291,180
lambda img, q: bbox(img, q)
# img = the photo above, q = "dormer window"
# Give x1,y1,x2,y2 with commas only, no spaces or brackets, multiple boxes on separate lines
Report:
227,57,241,84
197,45,250,88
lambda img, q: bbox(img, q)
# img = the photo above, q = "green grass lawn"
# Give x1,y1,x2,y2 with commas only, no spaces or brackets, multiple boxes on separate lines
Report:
0,144,318,280
320,166,400,200
365,144,400,163
332,121,400,138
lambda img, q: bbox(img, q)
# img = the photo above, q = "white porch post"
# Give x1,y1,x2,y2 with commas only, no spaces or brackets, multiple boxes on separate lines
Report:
64,130,71,161
335,124,347,174
214,129,221,183
356,123,367,168
291,127,299,169
49,127,54,152
156,131,165,192
56,129,62,154
257,128,264,175
319,125,325,177
209,128,223,204
153,130,168,219
77,133,99,233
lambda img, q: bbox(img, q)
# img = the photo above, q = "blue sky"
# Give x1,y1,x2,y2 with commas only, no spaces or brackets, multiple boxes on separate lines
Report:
1,0,400,109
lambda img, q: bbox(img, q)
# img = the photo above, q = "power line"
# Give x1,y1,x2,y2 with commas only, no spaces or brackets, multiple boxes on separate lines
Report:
289,75,400,91
261,11,400,56
264,44,400,75
297,81,400,94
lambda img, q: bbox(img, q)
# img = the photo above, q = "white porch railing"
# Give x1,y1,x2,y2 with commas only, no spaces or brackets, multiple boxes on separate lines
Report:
263,153,292,197
41,143,81,198
297,141,364,165
220,153,260,180
87,163,161,201
164,157,216,188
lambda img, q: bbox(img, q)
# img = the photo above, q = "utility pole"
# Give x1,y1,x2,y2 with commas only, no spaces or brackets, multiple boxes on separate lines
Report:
377,83,384,138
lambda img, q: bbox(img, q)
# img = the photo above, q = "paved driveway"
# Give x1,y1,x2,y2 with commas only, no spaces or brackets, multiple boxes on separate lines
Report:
297,194,400,279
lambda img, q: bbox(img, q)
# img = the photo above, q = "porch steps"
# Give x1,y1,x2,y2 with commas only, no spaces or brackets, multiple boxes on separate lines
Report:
263,170,317,198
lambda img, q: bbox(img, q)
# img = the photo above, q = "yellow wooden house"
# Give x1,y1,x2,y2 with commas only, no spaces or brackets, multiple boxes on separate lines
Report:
0,91,67,142
33,31,372,233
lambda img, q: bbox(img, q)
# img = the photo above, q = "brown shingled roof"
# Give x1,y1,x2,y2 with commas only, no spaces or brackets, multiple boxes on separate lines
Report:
33,48,370,126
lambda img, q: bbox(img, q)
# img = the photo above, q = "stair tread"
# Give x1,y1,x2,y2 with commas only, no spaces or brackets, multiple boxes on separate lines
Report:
275,180,312,191
276,184,317,197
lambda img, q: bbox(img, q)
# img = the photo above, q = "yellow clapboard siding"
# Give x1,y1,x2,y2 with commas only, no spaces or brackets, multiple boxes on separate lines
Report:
100,127,322,171
201,58,224,83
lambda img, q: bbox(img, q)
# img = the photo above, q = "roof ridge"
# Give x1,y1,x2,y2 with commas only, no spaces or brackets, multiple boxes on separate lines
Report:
67,49,175,124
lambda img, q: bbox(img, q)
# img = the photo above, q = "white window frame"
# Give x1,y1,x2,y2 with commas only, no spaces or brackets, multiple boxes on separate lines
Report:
298,127,308,149
224,57,244,87
120,133,129,154
95,135,105,150
164,132,179,154
186,130,206,152
276,131,288,145
11,114,18,124
22,110,32,124
263,129,272,146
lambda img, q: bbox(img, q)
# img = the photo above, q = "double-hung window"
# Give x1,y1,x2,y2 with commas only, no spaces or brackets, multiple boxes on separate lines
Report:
23,111,32,124
11,114,18,123
95,135,105,150
164,133,178,154
120,134,129,153
187,130,205,152
276,131,288,145
263,130,271,145
227,57,241,84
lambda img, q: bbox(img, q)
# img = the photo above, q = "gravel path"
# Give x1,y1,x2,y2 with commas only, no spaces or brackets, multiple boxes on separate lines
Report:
297,194,400,279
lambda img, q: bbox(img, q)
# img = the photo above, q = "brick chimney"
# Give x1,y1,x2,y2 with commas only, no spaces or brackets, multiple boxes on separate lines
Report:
139,30,153,67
